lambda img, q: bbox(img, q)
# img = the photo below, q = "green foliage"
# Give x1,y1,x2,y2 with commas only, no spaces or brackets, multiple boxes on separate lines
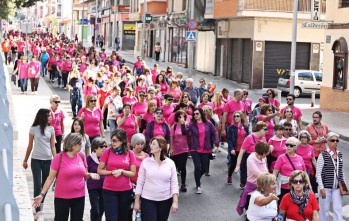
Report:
0,0,42,19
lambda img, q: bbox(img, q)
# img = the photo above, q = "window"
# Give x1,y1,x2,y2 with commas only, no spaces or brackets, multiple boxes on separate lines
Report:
298,72,313,81
314,72,323,82
339,0,349,8
332,37,348,90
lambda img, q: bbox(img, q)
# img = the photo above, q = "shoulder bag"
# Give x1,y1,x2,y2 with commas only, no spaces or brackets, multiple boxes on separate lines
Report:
329,152,349,195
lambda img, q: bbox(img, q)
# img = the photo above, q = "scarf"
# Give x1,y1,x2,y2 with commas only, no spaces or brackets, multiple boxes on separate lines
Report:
90,152,99,164
112,147,123,155
290,187,310,218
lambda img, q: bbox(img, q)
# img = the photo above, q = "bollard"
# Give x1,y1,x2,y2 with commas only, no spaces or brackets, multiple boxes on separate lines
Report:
311,90,316,107
277,90,282,105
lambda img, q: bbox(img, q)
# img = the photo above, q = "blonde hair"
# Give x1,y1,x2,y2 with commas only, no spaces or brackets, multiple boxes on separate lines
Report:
288,170,309,187
202,105,213,118
63,133,83,152
256,172,276,193
85,94,97,108
213,92,223,107
50,95,60,102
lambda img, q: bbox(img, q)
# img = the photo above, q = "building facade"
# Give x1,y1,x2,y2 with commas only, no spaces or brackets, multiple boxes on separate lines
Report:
320,0,349,112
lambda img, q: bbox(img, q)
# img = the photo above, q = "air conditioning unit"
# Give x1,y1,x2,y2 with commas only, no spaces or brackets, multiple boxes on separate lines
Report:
219,21,229,32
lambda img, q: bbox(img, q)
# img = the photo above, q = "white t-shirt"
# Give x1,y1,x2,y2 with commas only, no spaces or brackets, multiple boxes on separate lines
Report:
30,125,55,160
246,191,278,221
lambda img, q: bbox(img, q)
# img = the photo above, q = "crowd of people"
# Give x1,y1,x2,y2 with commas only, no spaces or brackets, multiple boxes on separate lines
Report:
4,32,345,221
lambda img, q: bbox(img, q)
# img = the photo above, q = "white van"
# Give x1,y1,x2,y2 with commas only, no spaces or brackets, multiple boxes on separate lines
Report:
277,70,322,97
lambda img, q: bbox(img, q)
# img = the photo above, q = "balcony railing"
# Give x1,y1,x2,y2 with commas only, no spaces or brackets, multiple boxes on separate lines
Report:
240,0,326,13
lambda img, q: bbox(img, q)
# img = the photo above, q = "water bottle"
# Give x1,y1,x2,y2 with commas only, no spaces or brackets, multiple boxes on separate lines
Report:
135,211,141,221
276,214,284,221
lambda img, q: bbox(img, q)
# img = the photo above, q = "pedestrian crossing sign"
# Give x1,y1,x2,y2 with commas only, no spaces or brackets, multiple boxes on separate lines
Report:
186,31,197,42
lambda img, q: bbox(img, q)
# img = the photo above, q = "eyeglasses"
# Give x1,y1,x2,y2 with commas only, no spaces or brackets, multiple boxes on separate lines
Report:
284,128,292,131
90,100,97,103
183,96,188,98
268,109,272,111
286,110,293,113
53,101,61,104
194,112,200,115
329,139,340,143
99,144,107,148
234,115,241,118
167,99,174,101
111,139,120,143
155,111,163,115
262,127,268,131
291,179,305,185
139,94,146,97
286,143,297,148
300,136,308,139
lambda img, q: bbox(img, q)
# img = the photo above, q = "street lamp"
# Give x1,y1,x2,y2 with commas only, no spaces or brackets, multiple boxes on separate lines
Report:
290,0,299,94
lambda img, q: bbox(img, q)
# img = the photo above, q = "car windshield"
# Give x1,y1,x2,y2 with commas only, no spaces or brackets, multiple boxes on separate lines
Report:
315,72,322,82
280,70,291,79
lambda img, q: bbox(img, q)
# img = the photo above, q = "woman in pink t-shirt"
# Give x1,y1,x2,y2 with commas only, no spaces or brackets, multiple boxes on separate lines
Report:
97,129,136,221
161,94,176,122
117,103,139,144
130,133,149,184
258,104,280,141
28,57,41,94
179,92,195,116
267,88,280,111
121,87,138,106
234,121,267,189
273,137,307,201
198,92,214,109
83,77,100,105
166,80,182,102
33,133,100,221
141,101,156,132
267,125,287,172
155,73,169,95
135,77,147,96
17,56,29,94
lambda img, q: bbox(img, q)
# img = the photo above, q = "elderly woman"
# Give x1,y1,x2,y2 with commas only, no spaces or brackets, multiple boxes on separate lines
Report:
134,136,179,220
78,94,105,142
279,107,298,137
144,108,171,151
117,103,139,144
236,142,270,215
87,138,106,221
279,170,320,221
33,133,100,221
316,132,346,221
258,104,279,141
226,110,249,185
246,173,278,221
130,133,149,185
273,137,308,201
97,129,136,221
234,121,267,189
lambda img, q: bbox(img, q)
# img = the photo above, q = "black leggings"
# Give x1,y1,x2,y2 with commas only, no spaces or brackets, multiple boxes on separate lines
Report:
54,196,85,221
240,152,250,186
30,78,39,92
228,151,239,177
141,197,172,221
171,152,188,185
191,152,210,187
62,72,69,87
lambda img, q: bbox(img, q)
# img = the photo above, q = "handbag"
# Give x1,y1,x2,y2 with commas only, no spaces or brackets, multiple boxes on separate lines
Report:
330,152,349,195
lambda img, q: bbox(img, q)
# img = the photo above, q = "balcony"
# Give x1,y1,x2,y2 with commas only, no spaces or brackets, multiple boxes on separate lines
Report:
240,0,326,13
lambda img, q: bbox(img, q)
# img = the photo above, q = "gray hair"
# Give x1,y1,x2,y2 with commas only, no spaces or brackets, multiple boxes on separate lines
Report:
286,137,300,148
298,130,311,142
326,132,339,140
131,133,146,147
63,133,83,152
186,78,193,83
233,89,243,97
91,137,105,152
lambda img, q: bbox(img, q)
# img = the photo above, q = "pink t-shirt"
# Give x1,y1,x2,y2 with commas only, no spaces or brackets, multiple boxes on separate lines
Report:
19,63,29,79
213,102,224,118
142,113,155,124
100,149,136,191
223,99,245,125
152,121,166,138
159,82,169,95
50,108,65,136
135,86,147,94
131,102,147,116
51,152,87,199
122,96,138,106
243,98,253,114
166,88,182,101
241,134,267,154
63,61,73,72
171,123,189,155
274,154,306,189
258,115,274,140
83,85,99,96
269,98,280,109
80,62,87,73
28,61,40,78
130,151,149,184
134,61,142,69
196,122,210,153
280,106,303,121
117,114,137,143
161,104,175,121
77,108,103,137
151,69,159,84
268,137,287,158
198,102,214,109
296,144,315,174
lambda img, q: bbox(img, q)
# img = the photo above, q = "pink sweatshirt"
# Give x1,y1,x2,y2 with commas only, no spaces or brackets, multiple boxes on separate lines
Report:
247,152,268,184
135,157,179,201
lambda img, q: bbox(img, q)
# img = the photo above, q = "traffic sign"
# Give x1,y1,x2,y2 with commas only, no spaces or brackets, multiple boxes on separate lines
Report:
187,19,198,30
145,14,153,24
186,31,197,42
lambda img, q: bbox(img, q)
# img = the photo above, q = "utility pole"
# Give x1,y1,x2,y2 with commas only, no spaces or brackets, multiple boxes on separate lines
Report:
94,0,98,47
71,0,74,39
82,0,85,46
290,0,298,94
188,0,195,77
141,0,147,59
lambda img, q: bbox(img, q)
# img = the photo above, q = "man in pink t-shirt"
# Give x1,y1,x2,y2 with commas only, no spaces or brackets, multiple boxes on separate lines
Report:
221,89,245,136
280,94,303,131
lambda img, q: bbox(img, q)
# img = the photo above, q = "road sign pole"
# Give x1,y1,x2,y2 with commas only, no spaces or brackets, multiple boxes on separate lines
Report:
290,0,298,94
188,0,195,78
141,0,147,59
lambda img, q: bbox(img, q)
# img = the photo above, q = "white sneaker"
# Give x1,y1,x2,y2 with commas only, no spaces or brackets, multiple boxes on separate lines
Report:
196,187,202,194
35,211,44,221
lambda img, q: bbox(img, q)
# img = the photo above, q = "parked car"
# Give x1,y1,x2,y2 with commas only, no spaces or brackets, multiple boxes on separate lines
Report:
277,70,322,97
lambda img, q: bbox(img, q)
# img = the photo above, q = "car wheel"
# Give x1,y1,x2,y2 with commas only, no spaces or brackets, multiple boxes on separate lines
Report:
294,87,301,97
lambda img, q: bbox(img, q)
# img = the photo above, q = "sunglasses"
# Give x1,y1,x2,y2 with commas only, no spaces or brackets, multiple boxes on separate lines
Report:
139,94,146,97
167,99,174,101
111,139,120,143
329,139,340,143
183,96,188,98
262,127,268,131
286,143,297,148
291,179,305,185
234,115,241,118
53,101,61,104
300,136,308,139
284,128,292,131
99,144,107,148
90,100,97,102
155,111,163,115
194,112,200,115
286,110,293,113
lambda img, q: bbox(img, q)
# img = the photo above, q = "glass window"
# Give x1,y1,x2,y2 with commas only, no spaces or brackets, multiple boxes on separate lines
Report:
339,0,349,8
314,72,323,82
298,72,313,81
332,38,347,90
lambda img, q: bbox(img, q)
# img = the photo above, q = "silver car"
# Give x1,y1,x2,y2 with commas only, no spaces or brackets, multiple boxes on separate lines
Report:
277,70,322,97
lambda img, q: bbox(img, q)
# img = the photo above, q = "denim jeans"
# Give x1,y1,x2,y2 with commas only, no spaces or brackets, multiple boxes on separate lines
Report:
108,119,117,131
88,189,104,221
141,197,172,221
103,189,133,221
31,158,51,212
70,92,82,117
191,151,210,187
20,78,28,92
40,62,47,77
